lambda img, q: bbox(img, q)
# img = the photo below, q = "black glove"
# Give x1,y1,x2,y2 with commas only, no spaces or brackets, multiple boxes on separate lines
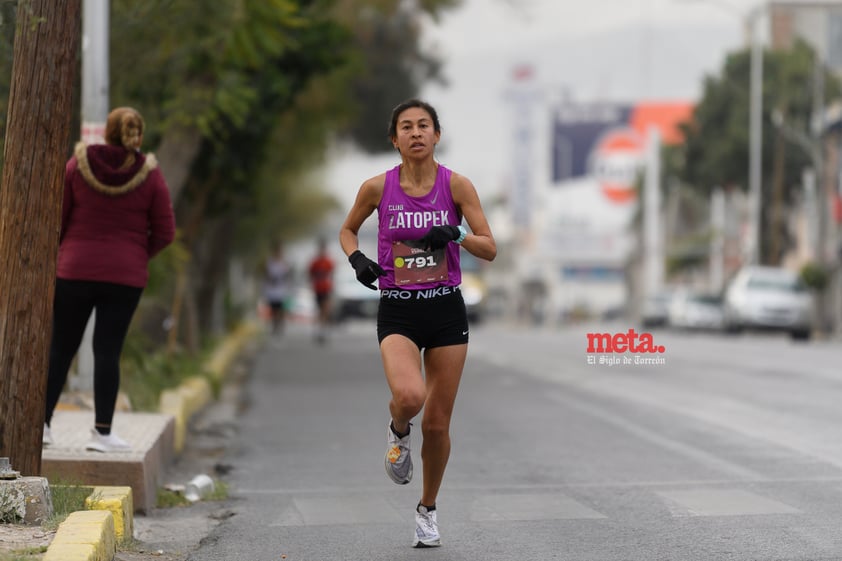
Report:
348,250,386,290
418,225,461,251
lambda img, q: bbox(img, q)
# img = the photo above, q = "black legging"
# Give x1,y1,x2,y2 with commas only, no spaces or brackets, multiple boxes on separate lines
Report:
45,279,143,430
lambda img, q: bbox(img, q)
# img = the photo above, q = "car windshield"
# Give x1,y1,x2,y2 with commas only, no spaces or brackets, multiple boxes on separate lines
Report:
747,276,806,293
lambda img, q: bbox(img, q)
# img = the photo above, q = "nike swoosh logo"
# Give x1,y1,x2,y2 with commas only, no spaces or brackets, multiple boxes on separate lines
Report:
430,191,438,204
462,331,469,335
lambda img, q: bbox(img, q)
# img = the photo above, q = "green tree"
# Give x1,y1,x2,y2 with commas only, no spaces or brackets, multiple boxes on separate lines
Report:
669,39,841,265
333,0,455,153
106,0,352,343
0,0,464,348
105,0,462,343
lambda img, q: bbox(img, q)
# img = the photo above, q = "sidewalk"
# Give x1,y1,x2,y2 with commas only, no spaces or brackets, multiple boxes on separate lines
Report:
41,410,174,513
31,321,260,561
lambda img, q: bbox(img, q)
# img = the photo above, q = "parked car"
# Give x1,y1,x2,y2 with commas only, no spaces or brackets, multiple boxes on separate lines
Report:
460,249,487,323
332,267,380,322
722,265,813,340
641,290,675,328
668,290,724,331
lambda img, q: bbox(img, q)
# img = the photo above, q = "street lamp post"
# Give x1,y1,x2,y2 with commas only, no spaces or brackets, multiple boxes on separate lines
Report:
81,0,108,143
747,7,764,264
74,0,109,391
677,0,766,264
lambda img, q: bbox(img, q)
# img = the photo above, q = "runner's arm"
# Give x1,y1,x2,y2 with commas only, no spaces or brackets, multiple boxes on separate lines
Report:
339,175,384,257
451,173,497,262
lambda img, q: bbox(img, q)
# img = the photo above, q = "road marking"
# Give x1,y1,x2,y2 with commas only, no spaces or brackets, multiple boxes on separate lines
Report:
547,392,767,481
252,486,812,527
270,496,402,526
572,375,842,471
471,493,606,521
657,488,801,517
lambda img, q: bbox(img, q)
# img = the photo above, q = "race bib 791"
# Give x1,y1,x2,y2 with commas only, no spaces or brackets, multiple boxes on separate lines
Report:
392,240,448,286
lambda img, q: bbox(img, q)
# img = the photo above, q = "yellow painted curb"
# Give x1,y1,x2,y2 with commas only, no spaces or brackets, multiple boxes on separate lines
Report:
159,322,257,453
204,322,259,382
44,509,115,561
85,486,133,543
159,389,187,454
178,376,213,419
159,376,212,453
43,543,98,561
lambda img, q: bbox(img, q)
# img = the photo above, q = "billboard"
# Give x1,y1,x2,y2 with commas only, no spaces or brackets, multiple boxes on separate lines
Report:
551,101,694,204
544,101,694,265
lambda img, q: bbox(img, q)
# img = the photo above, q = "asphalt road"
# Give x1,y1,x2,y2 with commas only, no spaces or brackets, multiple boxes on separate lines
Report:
142,320,842,561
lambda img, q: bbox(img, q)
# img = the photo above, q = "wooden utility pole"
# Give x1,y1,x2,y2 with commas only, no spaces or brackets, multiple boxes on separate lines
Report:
0,0,81,475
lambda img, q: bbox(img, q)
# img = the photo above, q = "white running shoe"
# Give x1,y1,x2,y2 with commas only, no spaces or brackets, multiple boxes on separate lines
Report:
385,422,412,485
42,424,53,447
413,505,441,548
85,428,131,453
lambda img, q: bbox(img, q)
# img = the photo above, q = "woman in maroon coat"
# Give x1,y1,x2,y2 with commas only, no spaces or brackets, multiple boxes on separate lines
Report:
43,107,175,452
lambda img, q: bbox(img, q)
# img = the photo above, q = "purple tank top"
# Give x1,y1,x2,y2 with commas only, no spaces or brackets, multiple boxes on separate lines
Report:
377,164,462,290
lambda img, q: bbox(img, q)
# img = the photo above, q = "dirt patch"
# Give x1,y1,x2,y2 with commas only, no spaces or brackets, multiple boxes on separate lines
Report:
0,523,54,555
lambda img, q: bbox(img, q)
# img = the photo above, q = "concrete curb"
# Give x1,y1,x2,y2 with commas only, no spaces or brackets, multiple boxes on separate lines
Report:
43,509,115,561
44,321,259,561
159,376,212,454
205,322,260,383
160,321,259,453
84,486,133,543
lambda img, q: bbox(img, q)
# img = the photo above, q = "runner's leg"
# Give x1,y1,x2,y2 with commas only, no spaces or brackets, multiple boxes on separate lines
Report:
418,343,467,506
379,334,426,433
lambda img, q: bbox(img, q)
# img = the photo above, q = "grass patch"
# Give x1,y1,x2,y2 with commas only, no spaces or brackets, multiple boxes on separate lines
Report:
156,487,191,508
121,338,214,412
0,547,48,561
206,480,229,501
44,481,97,531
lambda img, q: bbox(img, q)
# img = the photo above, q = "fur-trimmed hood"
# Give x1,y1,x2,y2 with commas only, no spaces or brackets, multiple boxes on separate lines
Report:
74,141,158,196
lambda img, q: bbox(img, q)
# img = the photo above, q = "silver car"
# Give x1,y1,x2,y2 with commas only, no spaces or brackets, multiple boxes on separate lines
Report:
668,291,724,331
723,266,813,340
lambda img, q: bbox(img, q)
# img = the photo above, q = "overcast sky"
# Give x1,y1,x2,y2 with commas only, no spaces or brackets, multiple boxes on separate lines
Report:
422,0,767,56
316,0,771,247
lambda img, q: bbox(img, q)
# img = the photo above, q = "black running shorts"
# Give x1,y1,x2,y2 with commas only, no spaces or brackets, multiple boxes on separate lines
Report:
377,286,469,350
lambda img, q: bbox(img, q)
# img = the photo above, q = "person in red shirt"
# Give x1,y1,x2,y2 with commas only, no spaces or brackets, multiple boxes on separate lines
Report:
308,238,335,343
43,107,175,453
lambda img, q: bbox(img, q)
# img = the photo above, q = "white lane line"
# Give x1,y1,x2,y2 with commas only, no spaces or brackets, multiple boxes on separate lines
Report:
657,488,801,517
471,493,606,521
547,392,767,481
269,496,404,527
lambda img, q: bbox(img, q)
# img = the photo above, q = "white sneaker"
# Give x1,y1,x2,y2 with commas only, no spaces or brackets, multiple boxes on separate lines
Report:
385,422,412,485
413,504,441,547
43,424,53,447
85,428,131,452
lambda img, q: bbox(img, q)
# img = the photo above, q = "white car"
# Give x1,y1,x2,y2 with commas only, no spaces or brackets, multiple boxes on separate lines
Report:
668,291,724,331
723,266,813,340
332,267,380,322
641,290,675,328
